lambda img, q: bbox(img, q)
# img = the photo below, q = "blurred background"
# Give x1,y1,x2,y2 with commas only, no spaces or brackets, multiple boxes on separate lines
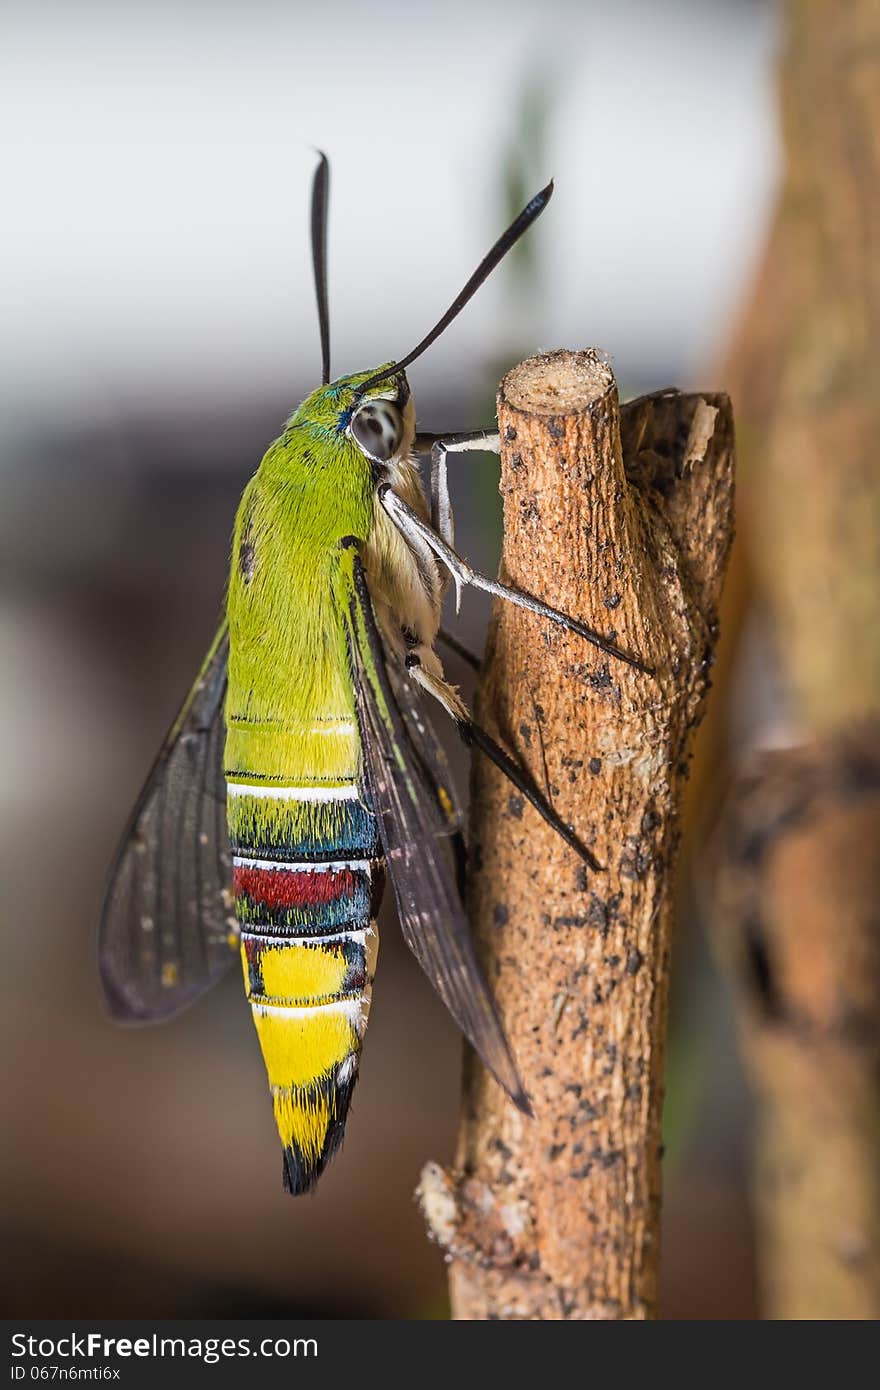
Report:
1,0,828,1319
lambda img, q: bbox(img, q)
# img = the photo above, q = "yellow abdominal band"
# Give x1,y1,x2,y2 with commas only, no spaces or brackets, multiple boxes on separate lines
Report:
241,926,377,1183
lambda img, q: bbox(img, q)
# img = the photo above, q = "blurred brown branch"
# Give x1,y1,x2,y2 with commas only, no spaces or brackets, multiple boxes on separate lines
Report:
716,732,880,1319
714,0,880,1320
418,350,734,1320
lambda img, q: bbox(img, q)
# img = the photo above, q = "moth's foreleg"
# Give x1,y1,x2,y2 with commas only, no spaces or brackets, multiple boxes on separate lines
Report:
413,430,500,550
379,484,654,675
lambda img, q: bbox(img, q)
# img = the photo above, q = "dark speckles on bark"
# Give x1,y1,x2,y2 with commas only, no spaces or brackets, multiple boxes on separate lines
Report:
561,756,583,788
626,948,644,975
588,896,609,935
493,902,509,928
507,794,524,819
603,592,622,610
620,834,653,881
589,757,603,775
519,722,532,747
588,667,614,692
587,892,624,936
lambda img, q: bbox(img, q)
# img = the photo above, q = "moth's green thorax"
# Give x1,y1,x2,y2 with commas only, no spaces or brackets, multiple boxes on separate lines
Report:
225,364,412,788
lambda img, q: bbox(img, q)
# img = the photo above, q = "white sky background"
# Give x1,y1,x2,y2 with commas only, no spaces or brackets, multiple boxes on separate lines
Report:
1,0,779,430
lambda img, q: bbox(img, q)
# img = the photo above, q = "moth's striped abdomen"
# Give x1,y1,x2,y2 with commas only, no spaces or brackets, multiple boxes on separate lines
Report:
226,748,382,1193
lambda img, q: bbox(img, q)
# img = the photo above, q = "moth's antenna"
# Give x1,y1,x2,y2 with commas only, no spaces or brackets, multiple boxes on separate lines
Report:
355,179,554,396
311,151,331,385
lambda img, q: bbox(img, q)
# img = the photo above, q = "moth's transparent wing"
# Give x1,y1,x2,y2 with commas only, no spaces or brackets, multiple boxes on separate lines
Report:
384,654,464,838
347,556,529,1112
98,624,237,1022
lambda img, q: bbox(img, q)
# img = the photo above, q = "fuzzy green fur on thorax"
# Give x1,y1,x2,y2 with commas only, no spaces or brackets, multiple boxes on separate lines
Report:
225,365,407,786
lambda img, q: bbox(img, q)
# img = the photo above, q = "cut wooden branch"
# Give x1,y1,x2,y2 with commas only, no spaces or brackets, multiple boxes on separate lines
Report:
417,350,734,1320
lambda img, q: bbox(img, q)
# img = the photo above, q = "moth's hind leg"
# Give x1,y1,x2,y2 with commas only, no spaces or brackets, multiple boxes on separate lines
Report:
403,649,603,874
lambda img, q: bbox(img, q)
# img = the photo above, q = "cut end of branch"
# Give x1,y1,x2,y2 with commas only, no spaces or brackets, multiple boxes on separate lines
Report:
502,348,614,415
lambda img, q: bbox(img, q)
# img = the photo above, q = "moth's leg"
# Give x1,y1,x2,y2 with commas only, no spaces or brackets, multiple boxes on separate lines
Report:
379,484,654,676
459,720,603,873
413,430,500,548
404,651,602,873
436,627,481,672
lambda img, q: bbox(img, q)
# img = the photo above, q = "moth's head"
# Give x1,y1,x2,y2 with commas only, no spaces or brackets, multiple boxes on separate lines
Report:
294,364,415,473
299,153,552,475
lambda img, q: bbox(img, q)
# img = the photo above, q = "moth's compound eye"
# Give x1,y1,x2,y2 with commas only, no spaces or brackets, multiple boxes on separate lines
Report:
351,400,404,462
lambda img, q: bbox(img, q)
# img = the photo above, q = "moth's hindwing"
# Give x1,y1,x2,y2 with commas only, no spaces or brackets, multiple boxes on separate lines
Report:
98,623,237,1021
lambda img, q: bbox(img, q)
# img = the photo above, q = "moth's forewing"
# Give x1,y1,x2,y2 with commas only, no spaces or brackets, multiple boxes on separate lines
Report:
98,624,237,1022
346,554,529,1113
385,655,464,838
